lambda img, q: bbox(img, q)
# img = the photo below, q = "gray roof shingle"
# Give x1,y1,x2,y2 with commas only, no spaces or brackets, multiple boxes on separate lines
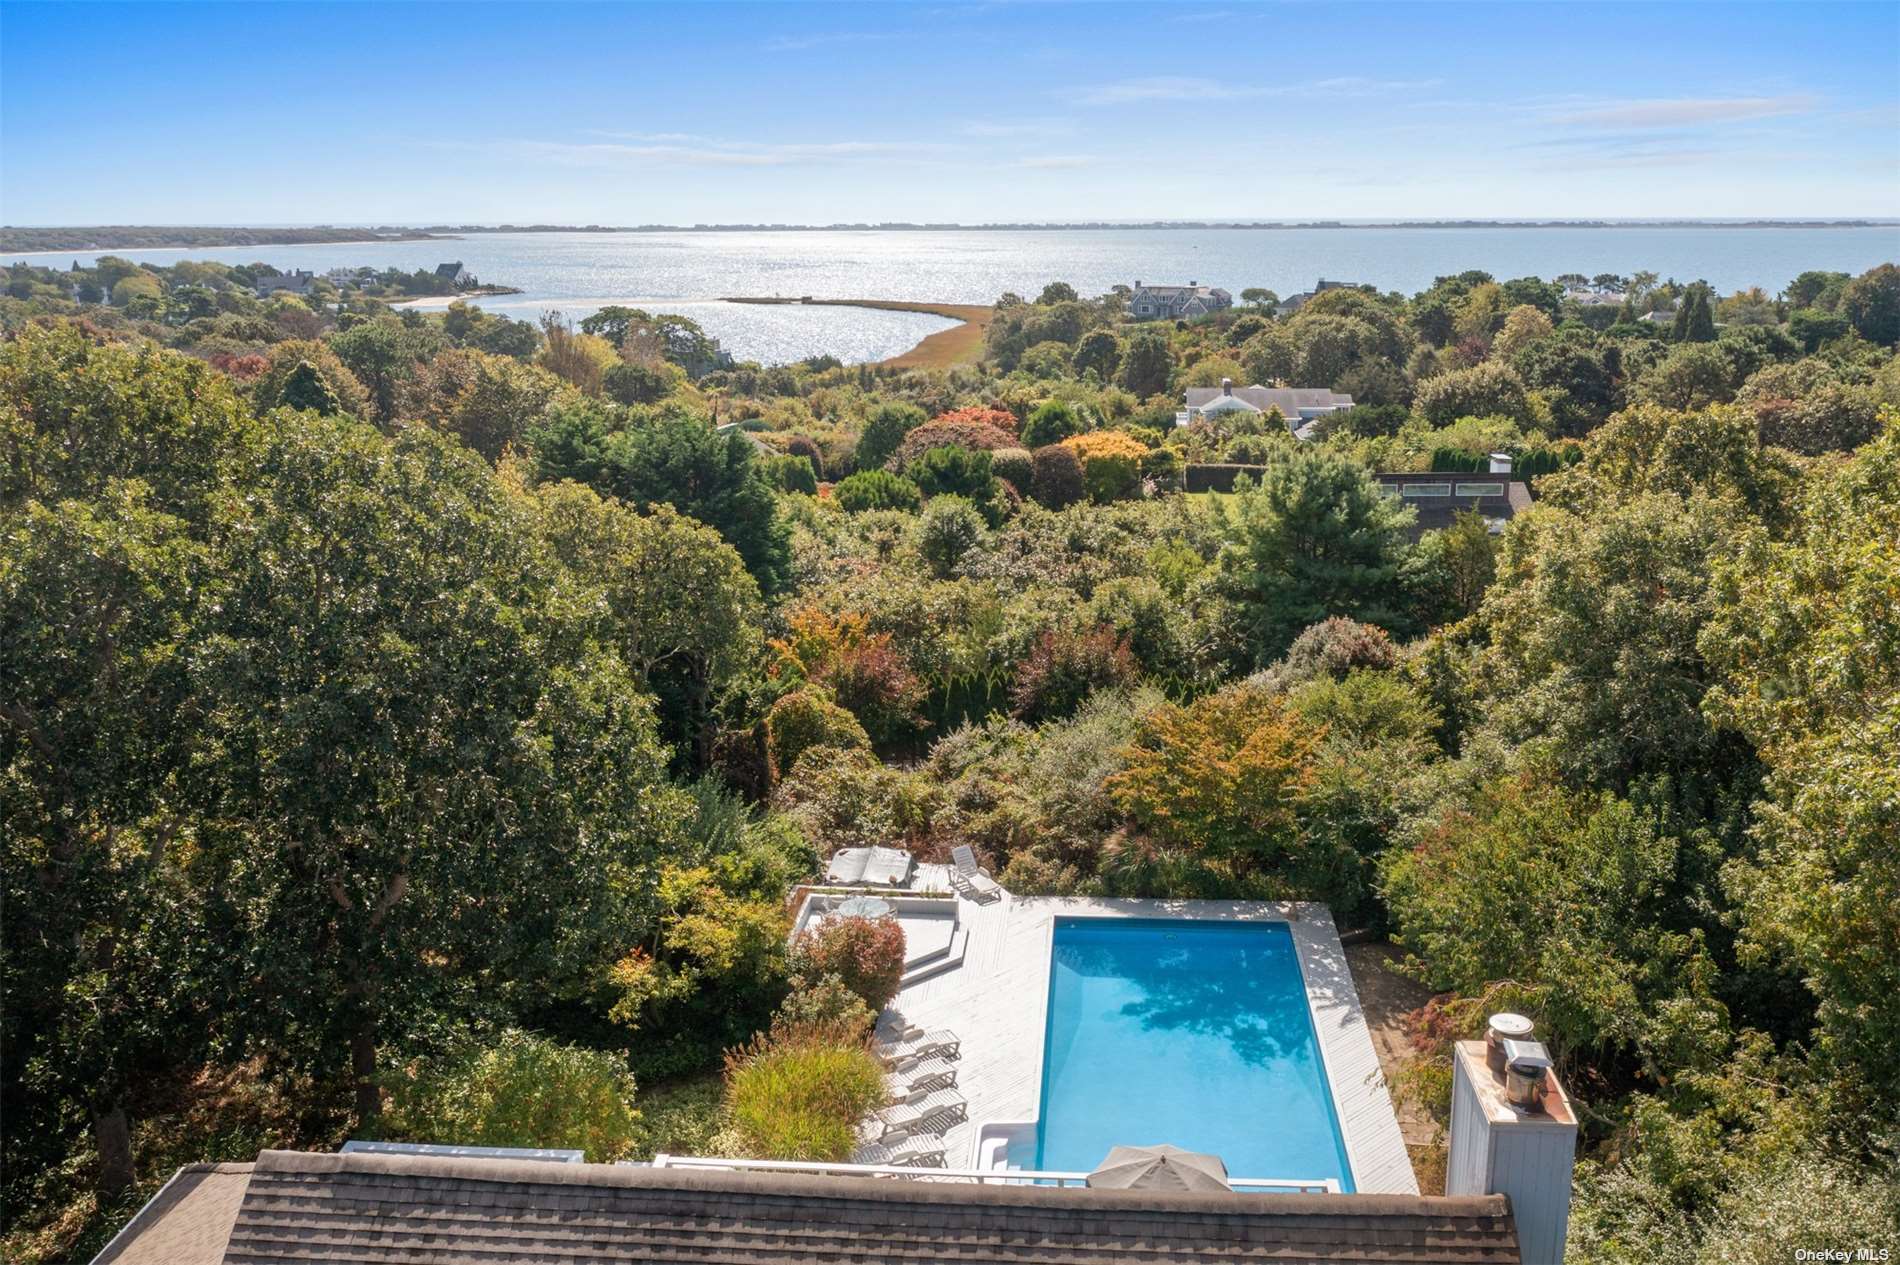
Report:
103,1147,1520,1264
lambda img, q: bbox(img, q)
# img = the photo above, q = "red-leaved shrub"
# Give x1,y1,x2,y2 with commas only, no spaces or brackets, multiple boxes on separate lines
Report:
791,915,907,1013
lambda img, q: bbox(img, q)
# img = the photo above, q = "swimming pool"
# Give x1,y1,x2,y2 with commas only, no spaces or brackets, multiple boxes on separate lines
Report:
1032,917,1354,1189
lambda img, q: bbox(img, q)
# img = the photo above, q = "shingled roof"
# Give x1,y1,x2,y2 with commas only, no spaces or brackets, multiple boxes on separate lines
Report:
97,1147,1520,1264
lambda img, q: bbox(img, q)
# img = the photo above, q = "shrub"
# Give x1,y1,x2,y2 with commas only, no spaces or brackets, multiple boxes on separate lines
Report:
1413,360,1533,427
382,1030,639,1162
1061,430,1150,502
915,495,986,578
832,469,922,512
790,914,907,1012
723,1028,888,1161
770,608,926,744
890,413,1017,468
1276,617,1398,686
1022,400,1084,448
771,972,876,1043
907,444,996,500
856,401,926,470
1030,443,1086,508
604,359,679,405
767,453,819,495
766,688,870,778
990,446,1034,493
1011,625,1139,721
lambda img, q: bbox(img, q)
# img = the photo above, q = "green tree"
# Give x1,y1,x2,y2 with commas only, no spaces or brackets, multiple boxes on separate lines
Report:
603,416,793,595
1071,330,1121,381
915,495,986,578
1036,281,1078,305
1021,399,1083,448
1413,360,1533,427
1473,493,1749,801
329,319,423,422
194,417,676,1125
1702,416,1900,1116
535,485,764,769
279,359,342,415
854,402,925,472
1841,262,1900,346
1117,330,1173,397
906,444,996,501
1215,451,1413,664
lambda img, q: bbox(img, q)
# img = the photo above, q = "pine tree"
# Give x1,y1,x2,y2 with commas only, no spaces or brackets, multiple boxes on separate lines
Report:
280,359,342,415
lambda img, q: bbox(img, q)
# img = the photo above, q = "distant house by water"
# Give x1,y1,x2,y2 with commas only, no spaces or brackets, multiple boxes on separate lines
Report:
1276,278,1364,317
253,269,315,298
434,261,472,286
1180,379,1356,439
1128,280,1231,321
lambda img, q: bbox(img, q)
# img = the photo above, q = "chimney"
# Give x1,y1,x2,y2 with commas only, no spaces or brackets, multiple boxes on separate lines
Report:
1489,452,1514,475
1448,1030,1577,1265
1221,377,1233,396
1135,280,1142,289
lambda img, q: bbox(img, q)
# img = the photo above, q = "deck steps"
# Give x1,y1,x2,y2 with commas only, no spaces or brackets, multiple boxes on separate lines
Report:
900,928,968,988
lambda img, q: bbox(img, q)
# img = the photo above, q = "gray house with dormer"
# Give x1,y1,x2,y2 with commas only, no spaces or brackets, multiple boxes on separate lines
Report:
1129,281,1232,321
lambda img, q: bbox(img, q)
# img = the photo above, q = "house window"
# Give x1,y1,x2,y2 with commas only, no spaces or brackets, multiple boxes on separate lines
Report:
1399,483,1452,498
1455,482,1506,497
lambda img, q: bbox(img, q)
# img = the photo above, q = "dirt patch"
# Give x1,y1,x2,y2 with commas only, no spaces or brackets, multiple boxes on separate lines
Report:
1345,940,1446,1192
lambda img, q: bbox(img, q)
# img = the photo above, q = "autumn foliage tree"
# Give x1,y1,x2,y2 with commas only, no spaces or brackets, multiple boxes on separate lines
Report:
789,914,907,1013
770,608,925,743
1107,684,1322,882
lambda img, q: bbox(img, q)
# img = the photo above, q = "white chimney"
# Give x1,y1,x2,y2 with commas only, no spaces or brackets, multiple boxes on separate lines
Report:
1221,377,1234,396
1489,452,1514,475
1448,1039,1577,1265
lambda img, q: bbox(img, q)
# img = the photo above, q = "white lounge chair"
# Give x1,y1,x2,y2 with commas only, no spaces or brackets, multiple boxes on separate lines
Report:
873,1027,960,1068
824,846,915,888
872,1088,967,1140
948,845,1004,903
889,1055,958,1096
852,1136,948,1167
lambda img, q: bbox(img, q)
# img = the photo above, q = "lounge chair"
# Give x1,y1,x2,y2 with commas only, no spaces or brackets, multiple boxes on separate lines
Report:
872,1088,967,1141
824,846,915,888
889,1055,958,1096
873,1027,960,1068
948,845,1004,903
852,1136,948,1167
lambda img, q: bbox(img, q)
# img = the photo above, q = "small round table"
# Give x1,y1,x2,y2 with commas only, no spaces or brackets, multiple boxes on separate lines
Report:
836,895,894,919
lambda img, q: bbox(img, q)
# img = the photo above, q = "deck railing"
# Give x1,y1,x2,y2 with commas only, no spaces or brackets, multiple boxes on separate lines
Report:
644,1153,1340,1194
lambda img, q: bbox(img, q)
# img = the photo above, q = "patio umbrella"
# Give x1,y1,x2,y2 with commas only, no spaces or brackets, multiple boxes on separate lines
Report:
1086,1144,1231,1193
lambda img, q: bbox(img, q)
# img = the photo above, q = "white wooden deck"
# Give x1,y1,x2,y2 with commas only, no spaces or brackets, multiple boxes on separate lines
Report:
878,895,1418,1195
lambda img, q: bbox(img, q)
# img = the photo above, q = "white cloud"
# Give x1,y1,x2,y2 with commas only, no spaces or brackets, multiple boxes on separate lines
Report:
506,137,950,169
1549,95,1815,127
959,118,1074,138
1013,155,1096,169
1074,74,1441,106
761,31,896,51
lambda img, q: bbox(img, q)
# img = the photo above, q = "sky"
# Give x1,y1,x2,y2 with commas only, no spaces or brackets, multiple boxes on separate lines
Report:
2,1,1896,225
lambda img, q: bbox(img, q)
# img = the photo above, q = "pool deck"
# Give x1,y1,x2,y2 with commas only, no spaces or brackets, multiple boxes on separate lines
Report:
878,893,1419,1195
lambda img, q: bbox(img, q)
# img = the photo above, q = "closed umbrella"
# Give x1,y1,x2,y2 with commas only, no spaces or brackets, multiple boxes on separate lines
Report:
1086,1144,1231,1192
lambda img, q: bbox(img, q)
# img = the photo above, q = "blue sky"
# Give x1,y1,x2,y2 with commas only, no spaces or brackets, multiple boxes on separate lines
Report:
3,1,1895,224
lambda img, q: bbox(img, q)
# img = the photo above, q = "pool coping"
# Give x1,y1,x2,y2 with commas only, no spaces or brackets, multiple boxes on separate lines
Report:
895,896,1417,1196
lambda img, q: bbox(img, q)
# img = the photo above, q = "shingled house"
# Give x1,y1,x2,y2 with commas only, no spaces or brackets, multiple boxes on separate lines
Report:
94,1147,1524,1265
1180,378,1358,439
1129,280,1233,320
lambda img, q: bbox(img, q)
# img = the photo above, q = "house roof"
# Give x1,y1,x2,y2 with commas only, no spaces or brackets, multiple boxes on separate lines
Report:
434,261,465,278
1184,386,1356,415
97,1148,1520,1265
1372,473,1534,536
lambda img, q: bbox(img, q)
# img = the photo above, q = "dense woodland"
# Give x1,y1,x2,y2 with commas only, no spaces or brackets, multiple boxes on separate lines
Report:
4,257,1898,1261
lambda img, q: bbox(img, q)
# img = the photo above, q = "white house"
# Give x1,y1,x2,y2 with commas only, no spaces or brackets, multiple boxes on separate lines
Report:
1180,379,1356,440
1128,281,1232,321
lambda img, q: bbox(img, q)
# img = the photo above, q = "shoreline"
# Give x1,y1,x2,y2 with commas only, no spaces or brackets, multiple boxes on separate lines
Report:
724,297,994,368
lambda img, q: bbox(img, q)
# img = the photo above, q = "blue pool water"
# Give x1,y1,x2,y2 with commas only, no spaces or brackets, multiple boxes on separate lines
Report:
1033,918,1353,1189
